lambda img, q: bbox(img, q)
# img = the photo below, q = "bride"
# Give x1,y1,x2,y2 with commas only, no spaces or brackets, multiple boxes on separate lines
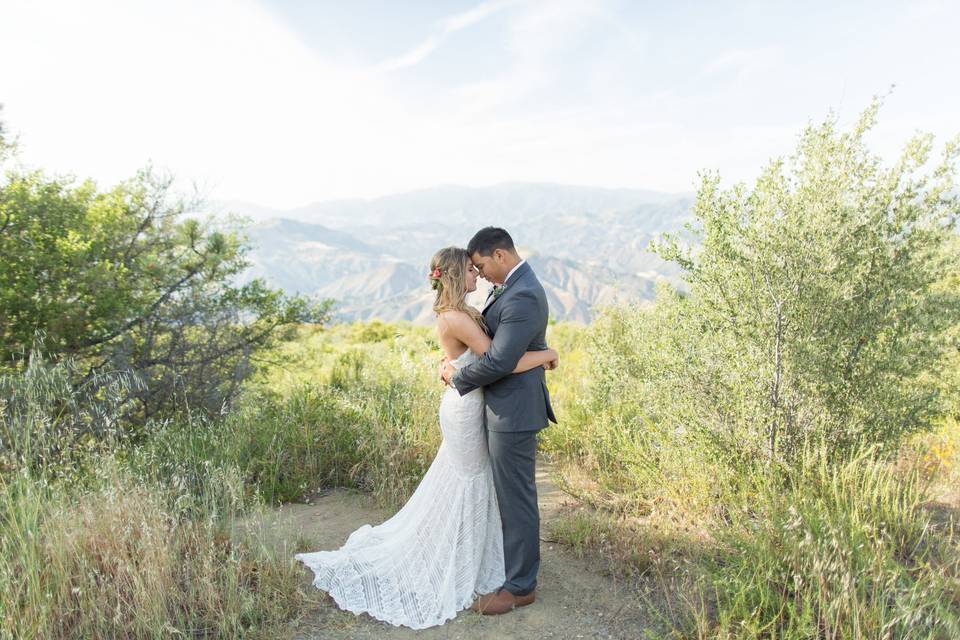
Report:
294,246,558,629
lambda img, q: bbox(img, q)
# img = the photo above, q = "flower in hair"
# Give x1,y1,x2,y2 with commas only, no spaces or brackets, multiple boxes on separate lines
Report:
429,268,443,290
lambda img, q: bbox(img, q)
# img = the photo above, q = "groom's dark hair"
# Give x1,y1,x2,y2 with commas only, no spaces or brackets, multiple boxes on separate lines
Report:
467,227,516,257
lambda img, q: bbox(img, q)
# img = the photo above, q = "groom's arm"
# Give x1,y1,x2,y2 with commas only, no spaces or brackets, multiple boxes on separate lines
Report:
451,290,543,396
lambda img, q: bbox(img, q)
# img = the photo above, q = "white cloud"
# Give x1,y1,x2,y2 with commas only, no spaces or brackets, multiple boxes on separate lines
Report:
378,34,446,71
702,47,783,82
442,0,516,32
0,0,422,206
443,0,612,116
378,0,515,71
0,0,956,209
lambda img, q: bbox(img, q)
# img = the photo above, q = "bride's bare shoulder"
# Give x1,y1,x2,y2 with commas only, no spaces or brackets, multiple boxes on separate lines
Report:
436,310,472,326
436,311,476,341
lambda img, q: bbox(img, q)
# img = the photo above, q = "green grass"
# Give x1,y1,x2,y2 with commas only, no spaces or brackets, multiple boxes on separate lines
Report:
697,445,960,638
3,318,959,638
534,314,960,638
0,456,309,639
0,321,455,637
0,352,311,638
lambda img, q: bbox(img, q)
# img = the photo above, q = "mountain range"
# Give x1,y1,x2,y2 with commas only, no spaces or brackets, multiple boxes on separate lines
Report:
217,183,695,324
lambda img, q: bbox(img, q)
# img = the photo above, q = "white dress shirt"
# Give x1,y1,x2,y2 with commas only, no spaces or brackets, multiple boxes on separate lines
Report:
502,259,525,285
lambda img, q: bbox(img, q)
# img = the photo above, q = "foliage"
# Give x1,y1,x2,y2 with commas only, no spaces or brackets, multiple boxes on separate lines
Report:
0,457,307,639
649,98,960,461
0,158,331,423
539,101,960,636
2,98,959,637
0,340,143,476
0,351,310,639
699,445,960,639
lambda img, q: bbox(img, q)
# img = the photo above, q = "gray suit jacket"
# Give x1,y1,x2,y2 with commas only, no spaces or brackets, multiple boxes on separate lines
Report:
452,261,557,432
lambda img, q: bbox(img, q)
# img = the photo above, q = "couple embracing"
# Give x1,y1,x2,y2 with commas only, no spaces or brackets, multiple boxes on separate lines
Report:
295,226,558,629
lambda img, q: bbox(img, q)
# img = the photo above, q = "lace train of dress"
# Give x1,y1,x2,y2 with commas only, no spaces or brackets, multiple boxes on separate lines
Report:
294,349,505,629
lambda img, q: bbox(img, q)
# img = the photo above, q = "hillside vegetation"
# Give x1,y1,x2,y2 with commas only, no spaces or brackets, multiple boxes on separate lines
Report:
1,102,958,638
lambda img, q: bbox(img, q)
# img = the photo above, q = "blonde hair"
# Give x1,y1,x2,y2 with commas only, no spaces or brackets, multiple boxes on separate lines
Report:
430,247,486,331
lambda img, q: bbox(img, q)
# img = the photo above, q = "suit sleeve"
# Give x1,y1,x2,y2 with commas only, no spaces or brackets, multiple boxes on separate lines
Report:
452,290,542,396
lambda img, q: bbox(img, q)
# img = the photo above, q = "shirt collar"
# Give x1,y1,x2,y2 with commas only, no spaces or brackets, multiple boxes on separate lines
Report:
502,259,525,286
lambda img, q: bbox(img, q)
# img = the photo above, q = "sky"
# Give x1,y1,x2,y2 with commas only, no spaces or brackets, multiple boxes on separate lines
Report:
1,0,958,208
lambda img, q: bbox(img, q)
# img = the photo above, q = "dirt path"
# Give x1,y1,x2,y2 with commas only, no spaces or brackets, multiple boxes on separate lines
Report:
245,461,663,639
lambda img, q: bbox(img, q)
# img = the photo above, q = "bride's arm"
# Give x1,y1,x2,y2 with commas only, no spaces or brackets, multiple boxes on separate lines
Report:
441,312,558,373
515,347,558,373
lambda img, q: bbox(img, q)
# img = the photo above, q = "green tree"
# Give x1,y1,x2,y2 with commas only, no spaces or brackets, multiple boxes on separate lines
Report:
0,132,332,423
648,98,960,460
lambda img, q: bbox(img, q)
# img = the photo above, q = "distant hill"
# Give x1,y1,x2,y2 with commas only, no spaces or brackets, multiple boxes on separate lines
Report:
222,183,694,324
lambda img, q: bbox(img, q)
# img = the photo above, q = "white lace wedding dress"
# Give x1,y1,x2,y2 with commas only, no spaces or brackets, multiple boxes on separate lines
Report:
294,348,505,629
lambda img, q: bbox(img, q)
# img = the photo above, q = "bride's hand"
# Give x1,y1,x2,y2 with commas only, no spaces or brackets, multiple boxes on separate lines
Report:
439,356,451,385
543,348,559,370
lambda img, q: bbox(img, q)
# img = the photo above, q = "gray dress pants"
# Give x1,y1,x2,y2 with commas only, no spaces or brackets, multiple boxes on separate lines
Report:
486,429,540,596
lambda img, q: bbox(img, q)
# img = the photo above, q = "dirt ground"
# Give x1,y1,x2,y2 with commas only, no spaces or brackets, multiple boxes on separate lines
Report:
243,461,669,639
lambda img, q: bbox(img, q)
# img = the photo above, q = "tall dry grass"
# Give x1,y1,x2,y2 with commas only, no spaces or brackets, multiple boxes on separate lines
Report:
0,351,311,639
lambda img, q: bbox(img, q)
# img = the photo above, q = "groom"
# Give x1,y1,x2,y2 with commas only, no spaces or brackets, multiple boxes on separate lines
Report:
440,226,557,615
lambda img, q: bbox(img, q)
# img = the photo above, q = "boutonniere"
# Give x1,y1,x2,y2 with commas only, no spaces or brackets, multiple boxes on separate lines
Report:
491,283,507,300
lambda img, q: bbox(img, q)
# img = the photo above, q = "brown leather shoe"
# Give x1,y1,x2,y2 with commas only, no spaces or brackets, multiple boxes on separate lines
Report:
471,589,516,615
514,589,536,607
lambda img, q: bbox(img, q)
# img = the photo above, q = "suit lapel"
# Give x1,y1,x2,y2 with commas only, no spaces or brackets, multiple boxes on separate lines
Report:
481,288,498,315
505,261,531,286
481,262,532,317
